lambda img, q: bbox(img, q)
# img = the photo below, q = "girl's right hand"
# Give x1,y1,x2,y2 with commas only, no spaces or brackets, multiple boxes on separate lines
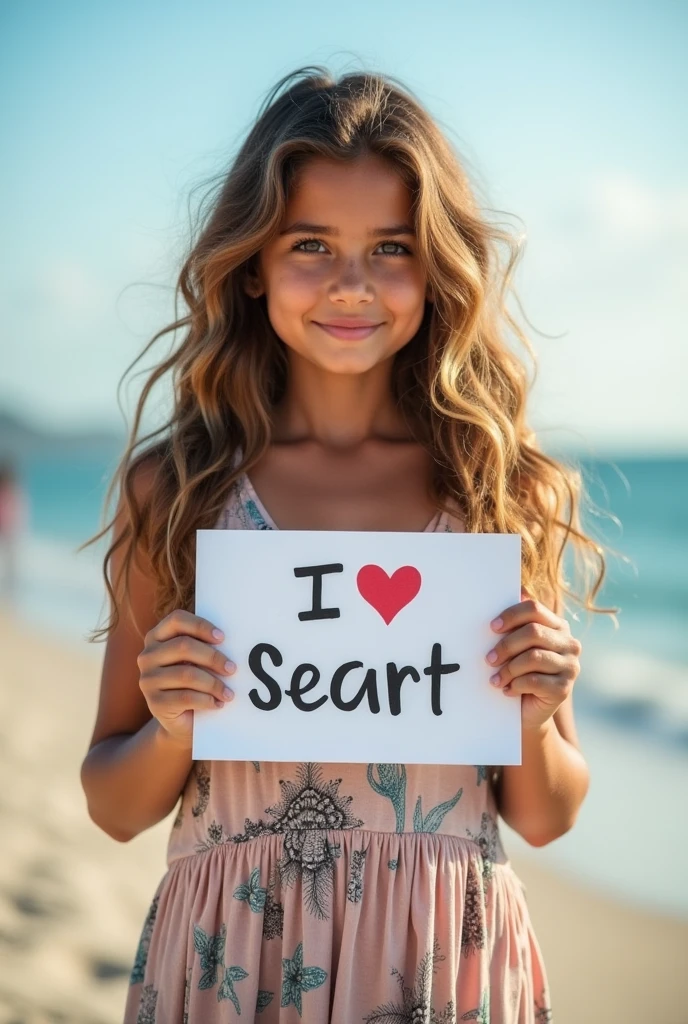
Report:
137,609,236,749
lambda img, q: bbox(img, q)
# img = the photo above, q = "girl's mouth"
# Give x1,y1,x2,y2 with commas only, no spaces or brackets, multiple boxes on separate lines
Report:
313,322,383,341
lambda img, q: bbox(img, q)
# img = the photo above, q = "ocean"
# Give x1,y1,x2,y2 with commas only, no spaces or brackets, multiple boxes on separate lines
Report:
4,445,688,917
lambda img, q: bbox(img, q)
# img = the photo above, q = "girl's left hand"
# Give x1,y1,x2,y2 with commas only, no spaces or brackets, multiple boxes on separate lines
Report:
485,588,582,733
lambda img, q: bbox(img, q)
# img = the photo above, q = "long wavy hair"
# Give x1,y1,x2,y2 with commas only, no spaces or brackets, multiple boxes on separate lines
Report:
82,65,617,642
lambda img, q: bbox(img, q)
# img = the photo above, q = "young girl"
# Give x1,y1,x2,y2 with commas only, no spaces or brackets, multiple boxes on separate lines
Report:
80,67,609,1024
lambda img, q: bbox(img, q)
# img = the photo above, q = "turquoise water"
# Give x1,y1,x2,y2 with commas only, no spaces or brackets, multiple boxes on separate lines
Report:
5,444,688,915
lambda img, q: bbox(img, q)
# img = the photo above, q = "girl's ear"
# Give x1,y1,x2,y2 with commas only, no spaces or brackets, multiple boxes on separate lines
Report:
425,282,435,303
242,256,265,298
243,272,265,299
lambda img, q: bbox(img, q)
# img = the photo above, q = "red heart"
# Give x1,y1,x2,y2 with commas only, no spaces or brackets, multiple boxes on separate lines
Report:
356,565,422,625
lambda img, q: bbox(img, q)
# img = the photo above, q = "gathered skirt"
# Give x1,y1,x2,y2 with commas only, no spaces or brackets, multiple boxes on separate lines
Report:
123,824,551,1023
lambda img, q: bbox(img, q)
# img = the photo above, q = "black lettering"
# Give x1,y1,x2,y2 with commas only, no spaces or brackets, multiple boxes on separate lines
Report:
422,643,460,716
386,663,421,716
294,563,344,620
286,664,328,711
247,643,283,710
331,662,381,714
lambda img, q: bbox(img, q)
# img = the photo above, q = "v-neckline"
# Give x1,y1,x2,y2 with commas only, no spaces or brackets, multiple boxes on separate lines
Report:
238,469,446,533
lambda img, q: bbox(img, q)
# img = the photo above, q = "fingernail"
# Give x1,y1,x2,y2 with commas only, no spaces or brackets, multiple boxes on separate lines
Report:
490,673,501,685
223,687,234,700
486,650,498,663
490,617,503,630
224,660,236,673
212,628,224,640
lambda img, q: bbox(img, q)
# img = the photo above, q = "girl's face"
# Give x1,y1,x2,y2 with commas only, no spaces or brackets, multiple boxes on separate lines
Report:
247,153,431,376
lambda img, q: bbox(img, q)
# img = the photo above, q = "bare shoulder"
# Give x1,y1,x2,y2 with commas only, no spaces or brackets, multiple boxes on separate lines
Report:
83,453,164,755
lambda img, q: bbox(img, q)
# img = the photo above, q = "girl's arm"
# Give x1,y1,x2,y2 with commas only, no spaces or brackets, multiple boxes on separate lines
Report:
79,460,232,842
495,696,590,847
488,591,590,847
80,460,192,841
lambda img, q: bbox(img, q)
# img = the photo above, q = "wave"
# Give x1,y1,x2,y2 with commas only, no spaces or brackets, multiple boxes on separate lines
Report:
574,646,688,748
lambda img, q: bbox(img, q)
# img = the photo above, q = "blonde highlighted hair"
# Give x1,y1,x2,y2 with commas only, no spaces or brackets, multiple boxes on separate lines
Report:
82,65,616,641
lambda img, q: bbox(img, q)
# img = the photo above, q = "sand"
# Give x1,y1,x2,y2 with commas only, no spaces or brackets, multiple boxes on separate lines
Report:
0,607,686,1024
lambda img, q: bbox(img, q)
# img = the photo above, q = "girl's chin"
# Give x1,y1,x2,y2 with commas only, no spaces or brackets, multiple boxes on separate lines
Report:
281,341,391,376
305,351,389,375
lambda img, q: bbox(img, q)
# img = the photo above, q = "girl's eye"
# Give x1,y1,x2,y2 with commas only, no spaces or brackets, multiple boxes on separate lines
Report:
293,237,327,254
291,237,412,257
377,242,410,256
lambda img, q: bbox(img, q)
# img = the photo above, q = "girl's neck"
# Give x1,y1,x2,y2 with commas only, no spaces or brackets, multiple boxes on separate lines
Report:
272,353,409,450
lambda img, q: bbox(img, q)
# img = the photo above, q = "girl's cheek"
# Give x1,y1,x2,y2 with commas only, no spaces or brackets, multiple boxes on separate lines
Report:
268,272,322,316
376,266,427,307
279,265,329,304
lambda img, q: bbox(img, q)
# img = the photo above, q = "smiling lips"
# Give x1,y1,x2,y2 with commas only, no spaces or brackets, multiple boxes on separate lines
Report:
313,318,384,340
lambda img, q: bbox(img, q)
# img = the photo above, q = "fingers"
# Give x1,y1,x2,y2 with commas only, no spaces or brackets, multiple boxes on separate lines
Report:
143,663,235,705
490,596,562,636
140,632,234,681
137,609,236,711
156,687,227,712
486,621,577,672
147,609,225,646
488,645,568,690
501,671,571,702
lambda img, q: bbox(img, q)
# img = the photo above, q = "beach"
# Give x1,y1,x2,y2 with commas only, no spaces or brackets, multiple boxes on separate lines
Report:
0,606,686,1024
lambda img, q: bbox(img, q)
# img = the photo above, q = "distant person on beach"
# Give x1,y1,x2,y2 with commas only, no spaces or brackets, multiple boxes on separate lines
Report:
0,461,26,602
80,68,615,1023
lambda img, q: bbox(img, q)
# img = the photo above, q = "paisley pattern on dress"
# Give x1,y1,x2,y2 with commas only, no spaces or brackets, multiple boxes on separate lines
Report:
363,939,456,1023
135,984,158,1024
191,760,210,816
233,866,268,912
194,818,230,853
262,866,285,940
466,811,503,896
192,922,251,1014
461,865,486,958
229,762,363,920
368,762,464,834
280,941,328,1016
129,895,159,985
346,845,368,903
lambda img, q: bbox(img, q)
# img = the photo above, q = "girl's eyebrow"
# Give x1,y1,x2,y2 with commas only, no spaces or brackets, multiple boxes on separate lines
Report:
279,221,416,237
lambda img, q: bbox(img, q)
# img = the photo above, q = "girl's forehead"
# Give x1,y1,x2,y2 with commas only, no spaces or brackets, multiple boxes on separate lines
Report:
285,155,414,218
291,152,406,190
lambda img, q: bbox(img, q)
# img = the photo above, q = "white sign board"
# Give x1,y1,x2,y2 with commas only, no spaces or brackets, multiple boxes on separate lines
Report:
193,530,522,765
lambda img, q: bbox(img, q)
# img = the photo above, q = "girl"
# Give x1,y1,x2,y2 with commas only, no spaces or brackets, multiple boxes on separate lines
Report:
80,67,610,1024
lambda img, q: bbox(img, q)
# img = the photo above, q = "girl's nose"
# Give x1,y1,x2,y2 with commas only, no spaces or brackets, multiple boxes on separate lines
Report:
328,261,374,301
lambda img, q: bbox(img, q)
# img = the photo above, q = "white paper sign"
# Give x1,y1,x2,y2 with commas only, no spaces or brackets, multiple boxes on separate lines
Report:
193,530,522,765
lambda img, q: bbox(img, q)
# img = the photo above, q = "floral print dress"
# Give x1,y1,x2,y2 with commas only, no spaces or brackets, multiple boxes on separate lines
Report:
123,472,552,1024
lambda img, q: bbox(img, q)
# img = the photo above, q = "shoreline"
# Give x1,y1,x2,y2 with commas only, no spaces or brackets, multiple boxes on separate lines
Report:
0,606,686,1022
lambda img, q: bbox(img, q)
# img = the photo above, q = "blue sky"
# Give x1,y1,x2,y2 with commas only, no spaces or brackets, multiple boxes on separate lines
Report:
1,0,686,453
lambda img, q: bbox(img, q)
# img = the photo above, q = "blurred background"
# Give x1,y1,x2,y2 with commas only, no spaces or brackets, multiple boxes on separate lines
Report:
1,1,686,1022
